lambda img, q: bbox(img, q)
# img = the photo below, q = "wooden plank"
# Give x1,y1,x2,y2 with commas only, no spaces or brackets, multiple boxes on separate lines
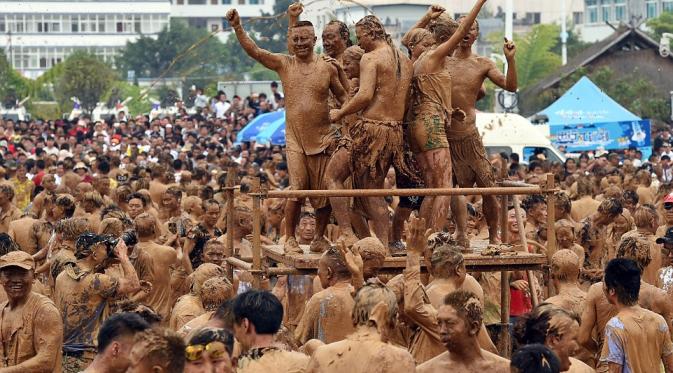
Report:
262,243,547,272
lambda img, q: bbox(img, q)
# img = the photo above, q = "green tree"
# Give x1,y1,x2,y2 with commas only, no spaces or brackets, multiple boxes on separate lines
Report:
101,81,150,116
646,11,673,41
513,24,562,90
54,51,117,113
117,19,229,80
0,50,29,108
250,0,293,53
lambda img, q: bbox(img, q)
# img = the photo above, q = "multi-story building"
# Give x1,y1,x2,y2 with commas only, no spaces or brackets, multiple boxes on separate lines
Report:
303,0,584,41
170,0,274,42
579,0,673,42
0,0,171,78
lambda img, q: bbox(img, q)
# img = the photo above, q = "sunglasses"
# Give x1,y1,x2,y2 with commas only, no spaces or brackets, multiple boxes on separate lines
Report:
185,341,228,362
665,202,673,210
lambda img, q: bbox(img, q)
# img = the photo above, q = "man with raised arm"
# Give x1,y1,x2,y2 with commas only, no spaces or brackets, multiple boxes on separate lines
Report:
226,6,347,255
445,18,517,245
329,15,414,250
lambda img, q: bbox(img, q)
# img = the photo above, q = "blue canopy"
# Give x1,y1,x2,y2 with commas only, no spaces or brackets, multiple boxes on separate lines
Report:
255,116,286,145
236,110,285,144
539,76,640,126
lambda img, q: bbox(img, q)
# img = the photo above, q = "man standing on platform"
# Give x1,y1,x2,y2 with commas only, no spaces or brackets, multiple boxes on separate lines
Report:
445,19,517,246
226,6,347,255
329,15,414,249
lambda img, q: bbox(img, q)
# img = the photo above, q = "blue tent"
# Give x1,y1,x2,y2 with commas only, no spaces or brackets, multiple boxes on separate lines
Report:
538,77,650,152
236,110,285,144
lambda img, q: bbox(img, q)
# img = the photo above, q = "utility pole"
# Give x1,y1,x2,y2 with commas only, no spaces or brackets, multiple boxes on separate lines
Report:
561,0,568,65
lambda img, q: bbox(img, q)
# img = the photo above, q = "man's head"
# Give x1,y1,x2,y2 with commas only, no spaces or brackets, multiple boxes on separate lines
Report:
126,328,185,373
0,184,15,206
457,15,479,47
56,217,91,242
554,191,572,219
632,205,658,233
185,327,235,373
134,213,158,240
521,194,547,225
200,277,234,312
351,283,398,340
554,219,576,250
96,313,150,372
233,290,283,350
663,193,673,223
438,290,482,350
430,244,466,282
355,15,387,52
162,186,182,211
75,232,113,270
82,191,105,213
297,211,316,243
290,21,317,59
42,174,57,192
595,198,623,225
55,194,77,219
0,251,35,302
603,258,641,307
322,20,351,58
512,304,580,372
202,240,226,267
202,199,221,227
657,227,673,263
317,247,350,288
342,45,365,79
428,13,458,44
550,249,580,286
510,344,562,373
353,237,385,279
127,192,149,219
616,236,651,273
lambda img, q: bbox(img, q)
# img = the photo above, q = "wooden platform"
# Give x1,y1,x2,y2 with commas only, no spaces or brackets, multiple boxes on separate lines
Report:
262,240,547,274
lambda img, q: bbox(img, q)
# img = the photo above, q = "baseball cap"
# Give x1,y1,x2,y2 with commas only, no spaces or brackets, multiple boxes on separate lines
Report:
664,193,673,204
0,251,35,271
656,227,673,245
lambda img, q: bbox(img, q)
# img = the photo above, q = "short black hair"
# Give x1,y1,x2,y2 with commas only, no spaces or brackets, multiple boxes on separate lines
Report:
604,258,641,306
188,328,235,357
622,190,639,205
511,344,561,373
293,20,314,28
127,192,149,207
97,312,150,352
233,290,283,334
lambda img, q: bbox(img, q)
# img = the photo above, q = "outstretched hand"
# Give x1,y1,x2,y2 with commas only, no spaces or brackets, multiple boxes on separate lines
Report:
427,5,446,19
288,2,304,17
226,9,241,28
404,214,432,256
337,239,363,276
504,37,516,60
329,109,342,123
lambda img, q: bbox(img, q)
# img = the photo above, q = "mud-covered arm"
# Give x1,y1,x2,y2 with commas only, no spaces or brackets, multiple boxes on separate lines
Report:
227,9,284,71
487,39,517,92
0,304,63,373
328,63,349,106
401,5,445,48
579,286,599,353
403,251,440,342
286,2,303,54
430,0,486,63
330,54,376,121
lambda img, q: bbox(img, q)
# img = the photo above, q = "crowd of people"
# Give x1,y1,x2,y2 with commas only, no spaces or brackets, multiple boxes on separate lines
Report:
0,1,673,372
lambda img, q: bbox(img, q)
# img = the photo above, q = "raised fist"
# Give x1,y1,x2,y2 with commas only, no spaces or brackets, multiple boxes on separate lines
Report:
428,5,446,19
288,2,304,17
226,9,241,28
504,37,517,60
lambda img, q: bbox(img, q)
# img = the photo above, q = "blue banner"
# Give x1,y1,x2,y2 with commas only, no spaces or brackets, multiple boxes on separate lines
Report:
549,120,651,152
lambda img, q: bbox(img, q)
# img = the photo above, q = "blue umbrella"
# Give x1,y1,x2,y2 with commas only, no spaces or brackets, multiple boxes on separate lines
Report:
256,115,286,145
236,111,285,143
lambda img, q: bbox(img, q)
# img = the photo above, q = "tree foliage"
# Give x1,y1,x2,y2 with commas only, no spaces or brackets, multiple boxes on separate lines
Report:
511,24,562,90
101,81,150,116
0,50,30,108
117,19,228,81
646,11,673,41
54,51,117,113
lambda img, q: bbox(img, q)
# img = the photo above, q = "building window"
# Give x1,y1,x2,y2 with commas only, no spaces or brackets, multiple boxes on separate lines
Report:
188,0,207,3
572,11,583,24
238,0,245,4
586,0,598,23
646,0,658,18
222,0,232,3
599,0,611,21
249,0,259,4
525,12,541,24
663,1,673,13
0,18,5,32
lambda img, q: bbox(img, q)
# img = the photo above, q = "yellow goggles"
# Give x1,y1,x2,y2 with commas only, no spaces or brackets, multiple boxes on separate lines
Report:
185,341,228,362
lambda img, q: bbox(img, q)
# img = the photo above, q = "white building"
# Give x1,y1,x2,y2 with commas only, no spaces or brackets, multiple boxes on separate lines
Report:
303,0,585,43
170,0,274,42
579,0,673,42
0,0,171,79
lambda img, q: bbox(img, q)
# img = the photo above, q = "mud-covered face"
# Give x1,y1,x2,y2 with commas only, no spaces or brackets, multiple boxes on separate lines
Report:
458,18,479,47
0,267,32,301
128,198,145,219
556,227,574,249
322,24,347,58
412,35,435,60
291,26,316,58
438,304,473,350
343,55,361,79
356,25,376,52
